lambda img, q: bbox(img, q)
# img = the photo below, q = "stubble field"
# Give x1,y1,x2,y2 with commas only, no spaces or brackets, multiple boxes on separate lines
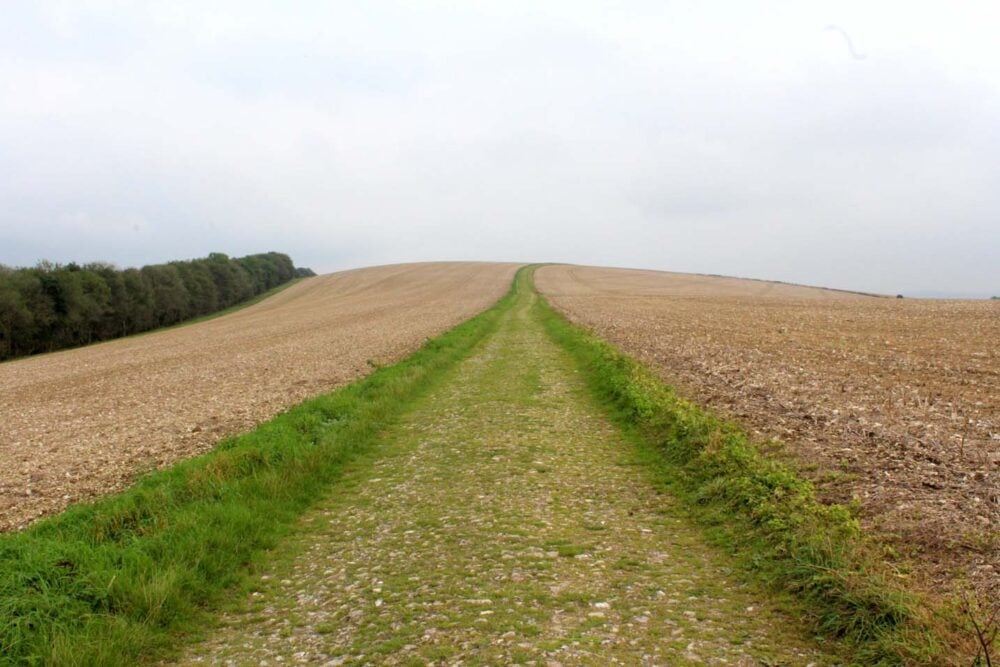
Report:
0,261,520,531
536,264,999,599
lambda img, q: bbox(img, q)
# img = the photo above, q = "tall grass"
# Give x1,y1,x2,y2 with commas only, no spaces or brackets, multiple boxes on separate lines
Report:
532,274,957,666
0,269,523,666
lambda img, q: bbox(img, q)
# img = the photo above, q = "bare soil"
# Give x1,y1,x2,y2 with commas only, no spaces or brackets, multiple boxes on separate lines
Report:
536,264,999,600
0,262,519,531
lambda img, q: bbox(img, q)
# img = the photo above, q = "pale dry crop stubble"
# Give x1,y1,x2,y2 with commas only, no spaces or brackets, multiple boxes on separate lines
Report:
0,262,520,531
535,264,999,600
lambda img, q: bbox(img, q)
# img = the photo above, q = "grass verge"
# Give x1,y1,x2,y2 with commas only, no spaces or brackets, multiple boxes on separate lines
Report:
532,272,960,666
0,269,523,666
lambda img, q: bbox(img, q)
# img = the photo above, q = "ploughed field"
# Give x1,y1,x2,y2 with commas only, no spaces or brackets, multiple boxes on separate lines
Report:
536,264,999,599
0,262,519,531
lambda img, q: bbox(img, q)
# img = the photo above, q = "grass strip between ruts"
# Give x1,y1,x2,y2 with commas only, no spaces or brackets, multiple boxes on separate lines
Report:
0,267,524,666
532,272,958,666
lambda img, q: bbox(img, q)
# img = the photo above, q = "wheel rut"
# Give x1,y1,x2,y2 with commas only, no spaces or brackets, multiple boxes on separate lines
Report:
178,284,839,665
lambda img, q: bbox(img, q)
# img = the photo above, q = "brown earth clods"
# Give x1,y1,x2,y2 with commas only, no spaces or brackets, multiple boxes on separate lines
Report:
536,264,999,600
0,262,519,532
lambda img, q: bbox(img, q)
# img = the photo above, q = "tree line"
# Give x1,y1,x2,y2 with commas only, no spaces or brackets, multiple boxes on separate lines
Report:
0,252,315,361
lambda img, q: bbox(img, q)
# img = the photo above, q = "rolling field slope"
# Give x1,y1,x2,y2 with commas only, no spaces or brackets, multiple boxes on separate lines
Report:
0,262,519,531
536,264,999,599
2,267,981,663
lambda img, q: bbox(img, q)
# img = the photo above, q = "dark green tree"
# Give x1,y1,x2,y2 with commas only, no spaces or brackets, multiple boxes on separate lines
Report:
141,264,190,326
0,251,303,360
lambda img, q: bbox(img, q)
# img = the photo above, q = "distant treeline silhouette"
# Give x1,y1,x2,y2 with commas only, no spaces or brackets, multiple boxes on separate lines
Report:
0,251,315,360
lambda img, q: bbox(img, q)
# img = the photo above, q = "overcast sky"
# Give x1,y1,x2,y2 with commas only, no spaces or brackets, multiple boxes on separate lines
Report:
2,1,998,296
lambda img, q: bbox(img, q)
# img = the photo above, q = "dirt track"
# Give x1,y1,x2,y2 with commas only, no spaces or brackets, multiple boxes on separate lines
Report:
0,262,519,531
178,273,836,666
536,264,999,598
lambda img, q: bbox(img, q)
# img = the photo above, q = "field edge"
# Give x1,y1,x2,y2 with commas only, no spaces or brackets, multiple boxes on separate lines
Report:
530,269,976,666
0,267,527,666
1,277,309,369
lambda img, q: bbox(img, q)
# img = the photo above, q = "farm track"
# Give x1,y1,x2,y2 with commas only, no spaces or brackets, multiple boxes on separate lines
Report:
0,262,520,531
178,279,838,665
535,265,999,600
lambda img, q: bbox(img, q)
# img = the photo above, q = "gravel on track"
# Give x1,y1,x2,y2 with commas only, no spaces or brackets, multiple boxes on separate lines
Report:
535,264,999,600
0,262,519,531
177,285,838,666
